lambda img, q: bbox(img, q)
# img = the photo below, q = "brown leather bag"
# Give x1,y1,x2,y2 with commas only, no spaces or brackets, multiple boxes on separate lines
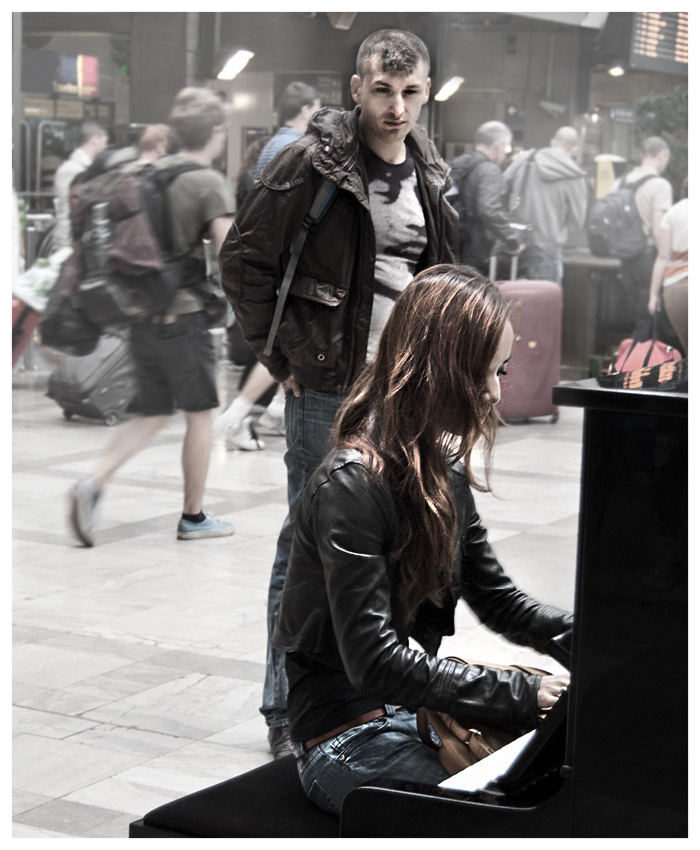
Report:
416,657,549,776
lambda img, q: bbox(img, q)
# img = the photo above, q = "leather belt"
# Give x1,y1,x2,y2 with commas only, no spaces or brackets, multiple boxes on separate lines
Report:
303,708,387,752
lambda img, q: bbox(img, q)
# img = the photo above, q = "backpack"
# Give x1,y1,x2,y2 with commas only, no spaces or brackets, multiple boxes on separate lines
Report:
586,173,656,260
447,155,494,266
69,151,205,329
446,154,487,249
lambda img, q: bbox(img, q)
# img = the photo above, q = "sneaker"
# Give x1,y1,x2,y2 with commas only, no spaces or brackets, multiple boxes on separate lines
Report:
69,479,100,547
226,417,265,451
177,513,234,540
268,725,295,760
256,407,285,436
212,411,238,437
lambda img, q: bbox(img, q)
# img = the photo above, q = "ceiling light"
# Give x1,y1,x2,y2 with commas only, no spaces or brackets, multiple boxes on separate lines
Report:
326,12,357,30
217,50,255,81
434,77,464,102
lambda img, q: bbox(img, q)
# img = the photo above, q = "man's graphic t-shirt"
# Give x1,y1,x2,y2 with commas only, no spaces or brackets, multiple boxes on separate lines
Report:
363,143,427,361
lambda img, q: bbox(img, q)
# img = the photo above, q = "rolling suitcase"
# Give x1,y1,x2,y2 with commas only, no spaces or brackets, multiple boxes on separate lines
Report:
490,255,562,423
12,296,41,366
47,333,136,426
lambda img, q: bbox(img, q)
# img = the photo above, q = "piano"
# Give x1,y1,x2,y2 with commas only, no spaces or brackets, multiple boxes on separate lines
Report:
340,371,688,838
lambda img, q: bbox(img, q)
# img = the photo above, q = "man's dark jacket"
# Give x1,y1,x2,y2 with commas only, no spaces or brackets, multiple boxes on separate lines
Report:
220,106,458,395
450,151,520,273
273,449,573,733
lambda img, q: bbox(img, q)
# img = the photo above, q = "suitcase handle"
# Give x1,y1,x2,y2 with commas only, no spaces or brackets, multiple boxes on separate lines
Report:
489,252,519,281
489,224,530,281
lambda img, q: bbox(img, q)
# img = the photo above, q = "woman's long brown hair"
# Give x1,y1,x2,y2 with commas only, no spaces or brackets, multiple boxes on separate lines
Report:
334,265,512,617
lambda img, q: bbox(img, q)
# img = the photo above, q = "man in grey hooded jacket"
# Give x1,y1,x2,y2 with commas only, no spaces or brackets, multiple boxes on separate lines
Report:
504,126,588,284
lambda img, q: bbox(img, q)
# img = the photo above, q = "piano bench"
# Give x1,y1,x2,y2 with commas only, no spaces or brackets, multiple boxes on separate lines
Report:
128,754,339,838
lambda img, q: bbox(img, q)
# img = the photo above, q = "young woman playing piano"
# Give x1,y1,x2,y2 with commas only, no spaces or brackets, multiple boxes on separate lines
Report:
272,264,572,815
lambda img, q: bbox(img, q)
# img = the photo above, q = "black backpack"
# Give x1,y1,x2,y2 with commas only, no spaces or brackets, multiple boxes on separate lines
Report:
586,173,657,260
447,154,492,262
70,152,206,329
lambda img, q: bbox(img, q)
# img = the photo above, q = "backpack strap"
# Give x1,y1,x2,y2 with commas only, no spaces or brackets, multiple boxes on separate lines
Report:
508,149,537,216
621,172,658,192
263,177,338,358
149,162,207,259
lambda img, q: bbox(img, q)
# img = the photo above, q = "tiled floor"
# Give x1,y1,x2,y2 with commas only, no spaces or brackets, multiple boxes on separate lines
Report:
12,344,583,839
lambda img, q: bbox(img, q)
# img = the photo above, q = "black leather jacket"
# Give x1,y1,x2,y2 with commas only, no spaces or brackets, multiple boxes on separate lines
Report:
450,151,521,272
273,449,573,733
220,106,458,394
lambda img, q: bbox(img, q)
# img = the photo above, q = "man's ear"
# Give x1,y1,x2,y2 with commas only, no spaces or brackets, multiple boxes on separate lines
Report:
350,74,362,103
423,77,431,104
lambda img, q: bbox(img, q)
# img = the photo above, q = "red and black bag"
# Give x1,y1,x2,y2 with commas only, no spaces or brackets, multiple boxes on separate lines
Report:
611,315,682,374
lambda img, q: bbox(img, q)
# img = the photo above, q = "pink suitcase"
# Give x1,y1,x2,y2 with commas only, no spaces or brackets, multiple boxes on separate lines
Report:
494,277,562,423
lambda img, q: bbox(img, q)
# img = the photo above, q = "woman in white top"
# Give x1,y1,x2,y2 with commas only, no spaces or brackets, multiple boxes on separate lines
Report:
648,178,688,355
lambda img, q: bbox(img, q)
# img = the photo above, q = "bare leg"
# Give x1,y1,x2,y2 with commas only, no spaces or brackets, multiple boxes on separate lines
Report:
92,415,168,492
239,361,277,405
182,409,212,514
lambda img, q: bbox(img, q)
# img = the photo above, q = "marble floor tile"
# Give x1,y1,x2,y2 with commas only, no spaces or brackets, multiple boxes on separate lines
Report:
12,706,100,740
12,358,585,837
80,700,242,740
113,738,272,797
63,775,189,817
66,723,192,758
13,643,135,690
12,788,55,817
13,733,151,797
13,798,141,839
13,822,75,838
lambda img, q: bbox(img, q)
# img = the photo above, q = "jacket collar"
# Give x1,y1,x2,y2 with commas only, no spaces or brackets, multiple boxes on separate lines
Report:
308,106,450,196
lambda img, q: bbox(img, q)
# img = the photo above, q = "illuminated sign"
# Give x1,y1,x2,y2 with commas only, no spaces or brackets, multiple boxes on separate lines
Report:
629,12,688,75
22,49,100,98
53,55,99,98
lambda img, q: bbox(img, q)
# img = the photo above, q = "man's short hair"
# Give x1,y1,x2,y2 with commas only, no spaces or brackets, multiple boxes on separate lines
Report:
138,124,170,154
356,29,430,78
474,121,512,148
278,82,319,124
78,122,107,146
551,126,579,153
168,87,226,151
643,136,670,159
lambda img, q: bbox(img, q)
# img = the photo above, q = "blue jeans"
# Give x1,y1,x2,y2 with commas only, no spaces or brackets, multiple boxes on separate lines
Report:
261,387,345,728
294,706,450,815
520,245,563,285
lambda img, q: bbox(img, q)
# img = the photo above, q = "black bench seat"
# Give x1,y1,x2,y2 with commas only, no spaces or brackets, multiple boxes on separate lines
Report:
129,754,339,838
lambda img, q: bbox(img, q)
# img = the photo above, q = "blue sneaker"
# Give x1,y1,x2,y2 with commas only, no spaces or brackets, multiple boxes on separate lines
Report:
177,512,234,540
69,479,100,547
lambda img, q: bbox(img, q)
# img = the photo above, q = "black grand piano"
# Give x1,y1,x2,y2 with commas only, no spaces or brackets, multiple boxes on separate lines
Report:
340,369,688,838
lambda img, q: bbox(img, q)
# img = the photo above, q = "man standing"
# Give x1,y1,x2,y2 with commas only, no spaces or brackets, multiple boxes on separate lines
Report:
136,123,171,165
449,121,524,276
212,82,320,448
69,88,235,547
221,29,457,758
255,81,321,173
503,126,588,284
613,136,673,319
53,121,108,251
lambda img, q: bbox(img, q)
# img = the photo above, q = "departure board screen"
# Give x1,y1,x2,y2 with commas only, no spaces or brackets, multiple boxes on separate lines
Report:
629,12,688,75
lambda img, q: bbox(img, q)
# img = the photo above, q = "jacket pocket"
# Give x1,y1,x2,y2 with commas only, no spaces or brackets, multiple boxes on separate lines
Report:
277,275,349,369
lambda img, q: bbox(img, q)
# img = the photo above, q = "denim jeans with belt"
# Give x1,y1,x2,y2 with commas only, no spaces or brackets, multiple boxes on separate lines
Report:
261,387,345,729
293,706,450,815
